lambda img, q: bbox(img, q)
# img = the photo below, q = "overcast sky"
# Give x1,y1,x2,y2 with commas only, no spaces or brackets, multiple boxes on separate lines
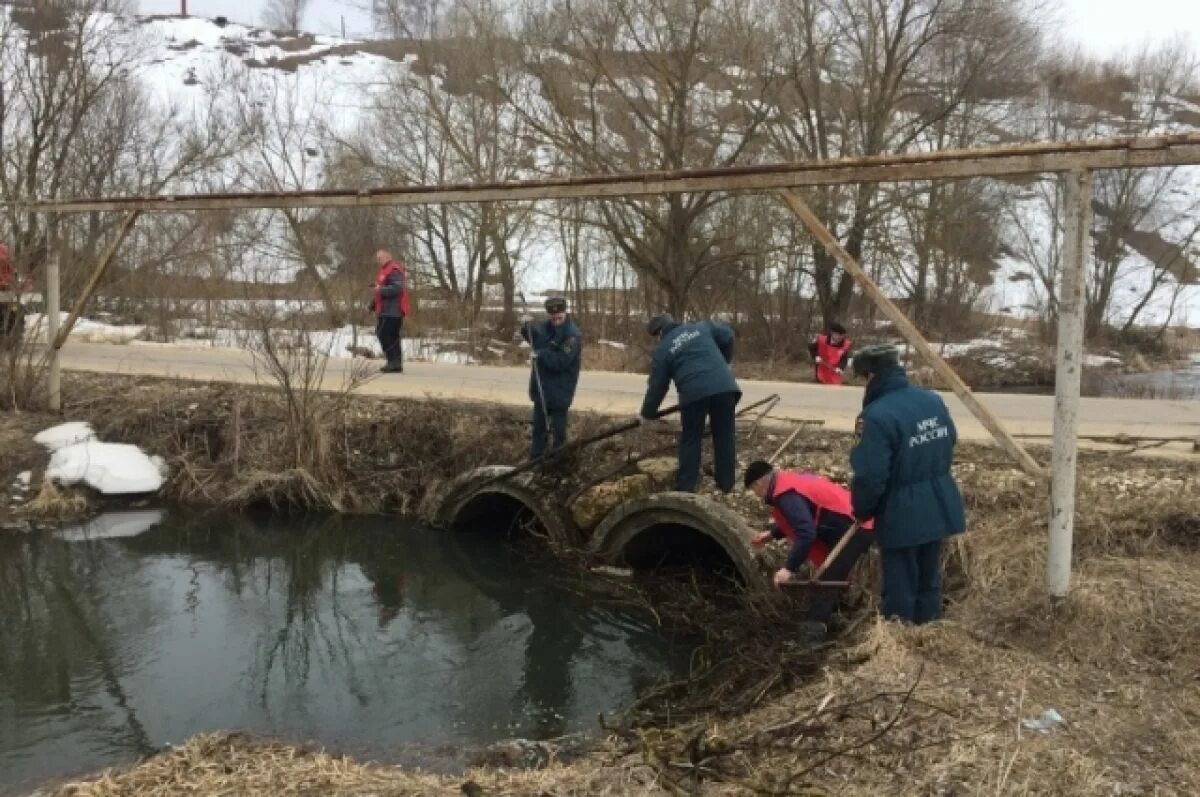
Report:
139,0,1200,58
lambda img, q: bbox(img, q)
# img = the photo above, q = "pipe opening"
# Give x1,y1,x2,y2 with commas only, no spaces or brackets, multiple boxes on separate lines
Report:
618,522,742,583
450,491,544,538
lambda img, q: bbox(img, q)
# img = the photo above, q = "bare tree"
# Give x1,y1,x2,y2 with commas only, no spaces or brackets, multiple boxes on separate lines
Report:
1003,42,1200,340
517,0,778,317
229,70,344,325
262,0,311,32
371,0,443,37
768,0,1043,328
344,0,538,332
0,0,240,407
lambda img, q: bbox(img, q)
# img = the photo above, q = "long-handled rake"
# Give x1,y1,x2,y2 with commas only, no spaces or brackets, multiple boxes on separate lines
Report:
518,291,554,442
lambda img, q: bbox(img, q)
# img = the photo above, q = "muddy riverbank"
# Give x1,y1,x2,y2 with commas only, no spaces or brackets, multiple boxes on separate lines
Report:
3,374,1199,795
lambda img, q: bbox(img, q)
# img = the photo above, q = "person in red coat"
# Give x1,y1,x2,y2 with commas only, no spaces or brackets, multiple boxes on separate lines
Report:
0,244,32,349
371,249,411,373
808,322,853,385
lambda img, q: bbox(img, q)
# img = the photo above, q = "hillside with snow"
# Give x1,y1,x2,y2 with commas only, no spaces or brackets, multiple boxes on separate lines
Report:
4,9,1199,329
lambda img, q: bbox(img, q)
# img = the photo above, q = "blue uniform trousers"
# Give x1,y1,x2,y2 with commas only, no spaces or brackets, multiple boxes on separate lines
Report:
677,391,739,493
531,402,568,459
880,539,944,624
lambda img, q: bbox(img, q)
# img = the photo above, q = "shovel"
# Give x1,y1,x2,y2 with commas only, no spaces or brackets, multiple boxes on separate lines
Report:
779,522,860,591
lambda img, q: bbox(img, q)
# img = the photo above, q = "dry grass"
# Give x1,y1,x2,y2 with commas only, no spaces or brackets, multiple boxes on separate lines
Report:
18,479,91,521
47,732,671,796
623,447,1200,796
43,373,535,517
7,376,1199,796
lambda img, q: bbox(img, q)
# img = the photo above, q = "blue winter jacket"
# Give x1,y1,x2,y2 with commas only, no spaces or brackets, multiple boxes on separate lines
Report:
522,318,583,411
849,366,966,550
640,321,741,417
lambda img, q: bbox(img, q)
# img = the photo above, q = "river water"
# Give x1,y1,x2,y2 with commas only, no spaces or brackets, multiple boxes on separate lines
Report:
1102,355,1200,399
0,511,692,794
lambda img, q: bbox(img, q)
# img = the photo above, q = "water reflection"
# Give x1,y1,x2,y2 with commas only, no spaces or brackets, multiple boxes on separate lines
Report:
0,512,689,795
1102,356,1200,399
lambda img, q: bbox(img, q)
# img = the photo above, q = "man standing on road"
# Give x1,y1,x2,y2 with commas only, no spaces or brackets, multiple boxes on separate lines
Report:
639,314,741,493
0,244,31,350
372,249,410,373
848,344,966,625
809,322,853,385
520,297,583,459
745,460,875,629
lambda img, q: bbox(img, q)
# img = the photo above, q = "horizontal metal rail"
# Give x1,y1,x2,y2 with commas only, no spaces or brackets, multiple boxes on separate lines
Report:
12,133,1200,214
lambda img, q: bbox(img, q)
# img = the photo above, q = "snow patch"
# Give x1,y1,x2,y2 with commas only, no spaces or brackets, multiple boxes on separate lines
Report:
24,313,146,345
130,324,478,364
34,422,97,451
36,423,166,495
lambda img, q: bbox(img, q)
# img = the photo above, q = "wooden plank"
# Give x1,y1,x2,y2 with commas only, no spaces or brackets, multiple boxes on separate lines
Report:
778,188,1047,480
14,137,1200,214
52,211,143,351
1048,171,1093,597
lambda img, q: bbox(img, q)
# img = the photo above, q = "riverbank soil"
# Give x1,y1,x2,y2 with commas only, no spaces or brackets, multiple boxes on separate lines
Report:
3,374,1198,795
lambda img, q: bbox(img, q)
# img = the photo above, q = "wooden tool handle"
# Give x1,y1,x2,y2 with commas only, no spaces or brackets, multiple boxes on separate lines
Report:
811,521,860,582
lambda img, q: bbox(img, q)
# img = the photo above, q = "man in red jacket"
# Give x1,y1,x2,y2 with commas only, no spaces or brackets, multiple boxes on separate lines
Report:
745,460,874,627
0,244,31,349
371,249,410,373
808,322,853,385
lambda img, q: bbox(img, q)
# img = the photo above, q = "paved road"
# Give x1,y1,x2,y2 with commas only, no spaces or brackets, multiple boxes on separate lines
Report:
57,342,1199,448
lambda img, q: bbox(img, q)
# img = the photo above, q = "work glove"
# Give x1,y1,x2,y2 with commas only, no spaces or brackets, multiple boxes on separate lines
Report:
519,313,534,325
815,356,825,365
751,530,772,549
773,567,794,589
529,352,539,362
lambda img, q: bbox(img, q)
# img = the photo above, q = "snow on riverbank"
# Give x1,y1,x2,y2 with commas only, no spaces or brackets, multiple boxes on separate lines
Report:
34,423,167,496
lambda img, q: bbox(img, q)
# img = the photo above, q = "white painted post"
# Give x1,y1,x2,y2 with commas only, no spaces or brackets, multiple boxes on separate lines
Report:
46,252,61,412
1048,170,1093,598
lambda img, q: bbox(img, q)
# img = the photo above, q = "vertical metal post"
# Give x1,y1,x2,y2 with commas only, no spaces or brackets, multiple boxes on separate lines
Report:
47,253,61,412
1048,170,1093,598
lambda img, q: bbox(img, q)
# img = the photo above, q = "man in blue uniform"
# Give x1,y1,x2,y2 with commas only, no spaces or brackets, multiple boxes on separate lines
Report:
520,297,583,459
848,344,966,624
639,314,741,493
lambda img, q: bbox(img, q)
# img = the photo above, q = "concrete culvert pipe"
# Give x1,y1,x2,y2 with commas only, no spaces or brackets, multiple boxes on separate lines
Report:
589,492,763,588
436,466,577,545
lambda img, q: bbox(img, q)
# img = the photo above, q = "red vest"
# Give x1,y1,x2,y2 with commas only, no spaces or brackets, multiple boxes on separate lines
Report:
770,471,872,567
0,258,30,293
815,333,852,385
374,260,411,316
1,245,16,291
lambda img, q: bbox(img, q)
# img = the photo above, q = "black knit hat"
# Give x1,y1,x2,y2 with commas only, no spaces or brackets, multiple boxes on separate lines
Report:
830,322,846,335
647,313,674,336
851,344,900,378
544,297,567,313
743,460,774,489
